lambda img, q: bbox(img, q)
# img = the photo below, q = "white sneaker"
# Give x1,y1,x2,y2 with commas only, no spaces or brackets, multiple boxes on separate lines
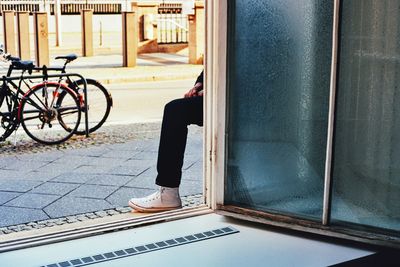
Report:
128,187,182,212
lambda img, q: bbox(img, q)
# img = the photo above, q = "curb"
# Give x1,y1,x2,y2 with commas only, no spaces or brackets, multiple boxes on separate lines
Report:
93,73,199,85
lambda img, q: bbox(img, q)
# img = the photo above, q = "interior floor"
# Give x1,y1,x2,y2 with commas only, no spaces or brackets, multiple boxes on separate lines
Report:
0,213,377,267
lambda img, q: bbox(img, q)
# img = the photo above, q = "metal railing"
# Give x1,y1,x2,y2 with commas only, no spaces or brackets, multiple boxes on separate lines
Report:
0,0,133,14
157,13,188,44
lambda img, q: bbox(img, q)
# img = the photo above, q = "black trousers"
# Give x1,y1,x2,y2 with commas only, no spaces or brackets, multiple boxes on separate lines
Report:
156,96,203,187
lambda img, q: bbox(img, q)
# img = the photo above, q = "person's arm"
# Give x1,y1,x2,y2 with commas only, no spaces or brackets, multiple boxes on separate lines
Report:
195,71,203,84
184,71,204,98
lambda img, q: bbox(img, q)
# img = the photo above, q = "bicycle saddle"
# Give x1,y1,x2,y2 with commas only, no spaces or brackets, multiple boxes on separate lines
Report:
55,54,78,61
6,55,21,62
12,60,35,70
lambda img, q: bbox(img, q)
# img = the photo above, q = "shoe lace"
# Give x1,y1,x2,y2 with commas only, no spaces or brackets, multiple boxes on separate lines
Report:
145,189,162,202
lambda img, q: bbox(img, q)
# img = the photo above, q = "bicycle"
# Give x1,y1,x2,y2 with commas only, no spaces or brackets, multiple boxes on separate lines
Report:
0,60,82,145
2,53,113,135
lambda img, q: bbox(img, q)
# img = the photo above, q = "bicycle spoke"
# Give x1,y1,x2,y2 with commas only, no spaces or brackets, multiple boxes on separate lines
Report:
24,97,46,112
20,84,81,145
68,79,112,135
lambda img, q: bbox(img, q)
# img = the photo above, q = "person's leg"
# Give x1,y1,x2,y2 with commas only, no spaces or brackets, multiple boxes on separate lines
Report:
156,96,203,187
129,96,203,212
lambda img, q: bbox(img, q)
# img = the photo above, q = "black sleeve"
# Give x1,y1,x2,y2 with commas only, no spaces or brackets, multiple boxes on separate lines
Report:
195,70,204,84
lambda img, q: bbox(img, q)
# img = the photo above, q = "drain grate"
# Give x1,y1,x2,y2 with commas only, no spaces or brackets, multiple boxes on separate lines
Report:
42,226,239,267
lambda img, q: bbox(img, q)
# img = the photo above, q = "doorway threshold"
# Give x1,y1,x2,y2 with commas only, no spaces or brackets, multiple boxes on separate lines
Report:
0,213,377,267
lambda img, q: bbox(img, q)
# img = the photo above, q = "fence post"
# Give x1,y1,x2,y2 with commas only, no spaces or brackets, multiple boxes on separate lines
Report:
132,1,158,42
122,11,137,67
33,12,49,67
81,9,94,57
188,2,205,64
55,0,62,46
143,14,155,40
16,11,30,60
2,10,16,56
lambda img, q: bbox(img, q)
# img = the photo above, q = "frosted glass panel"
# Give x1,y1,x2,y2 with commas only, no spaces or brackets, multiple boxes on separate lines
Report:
331,1,400,233
226,0,333,220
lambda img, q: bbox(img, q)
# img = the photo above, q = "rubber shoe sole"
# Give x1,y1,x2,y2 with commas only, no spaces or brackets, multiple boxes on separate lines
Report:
128,200,182,213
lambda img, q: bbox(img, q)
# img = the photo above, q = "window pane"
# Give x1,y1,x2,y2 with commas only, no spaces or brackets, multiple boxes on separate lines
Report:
226,0,333,220
331,1,400,233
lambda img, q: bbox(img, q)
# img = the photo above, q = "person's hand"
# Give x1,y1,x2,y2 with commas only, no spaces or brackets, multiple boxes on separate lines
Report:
184,87,199,98
184,82,203,98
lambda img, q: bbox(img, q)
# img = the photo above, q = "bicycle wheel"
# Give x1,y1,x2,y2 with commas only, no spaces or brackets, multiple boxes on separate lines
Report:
66,78,112,135
0,85,18,142
20,83,81,145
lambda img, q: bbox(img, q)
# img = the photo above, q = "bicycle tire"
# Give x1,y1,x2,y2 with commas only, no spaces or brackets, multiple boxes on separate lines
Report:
0,86,18,142
66,78,112,135
19,83,81,145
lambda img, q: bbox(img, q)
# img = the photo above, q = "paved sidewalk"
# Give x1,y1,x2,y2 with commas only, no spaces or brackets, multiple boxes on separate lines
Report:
0,51,204,233
0,124,203,230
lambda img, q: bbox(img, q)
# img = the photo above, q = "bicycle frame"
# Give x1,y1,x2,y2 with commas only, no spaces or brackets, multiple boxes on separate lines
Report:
1,73,89,137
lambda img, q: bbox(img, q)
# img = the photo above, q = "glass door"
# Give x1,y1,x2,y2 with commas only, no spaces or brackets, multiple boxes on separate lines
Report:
330,0,400,235
224,0,334,221
212,0,400,244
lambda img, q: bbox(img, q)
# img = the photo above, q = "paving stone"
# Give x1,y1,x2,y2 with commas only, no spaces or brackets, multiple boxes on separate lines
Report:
65,146,110,157
115,207,131,213
5,193,60,209
129,151,159,160
31,182,80,195
71,165,113,174
18,171,61,182
68,184,118,199
106,187,154,207
0,156,19,168
44,197,113,218
0,170,27,180
86,214,98,219
55,220,65,225
89,157,127,167
0,180,43,193
107,140,153,152
16,152,64,162
182,159,197,170
106,210,119,216
100,149,139,159
124,175,156,189
3,160,48,172
121,159,156,168
21,225,33,231
0,192,21,205
182,195,203,207
30,163,70,177
86,174,133,186
94,211,108,217
105,165,149,176
51,173,98,183
180,179,203,196
0,206,49,227
52,155,97,168
76,215,89,221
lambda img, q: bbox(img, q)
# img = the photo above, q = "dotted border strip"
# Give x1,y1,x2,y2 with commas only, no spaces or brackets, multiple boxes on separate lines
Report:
0,194,203,235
